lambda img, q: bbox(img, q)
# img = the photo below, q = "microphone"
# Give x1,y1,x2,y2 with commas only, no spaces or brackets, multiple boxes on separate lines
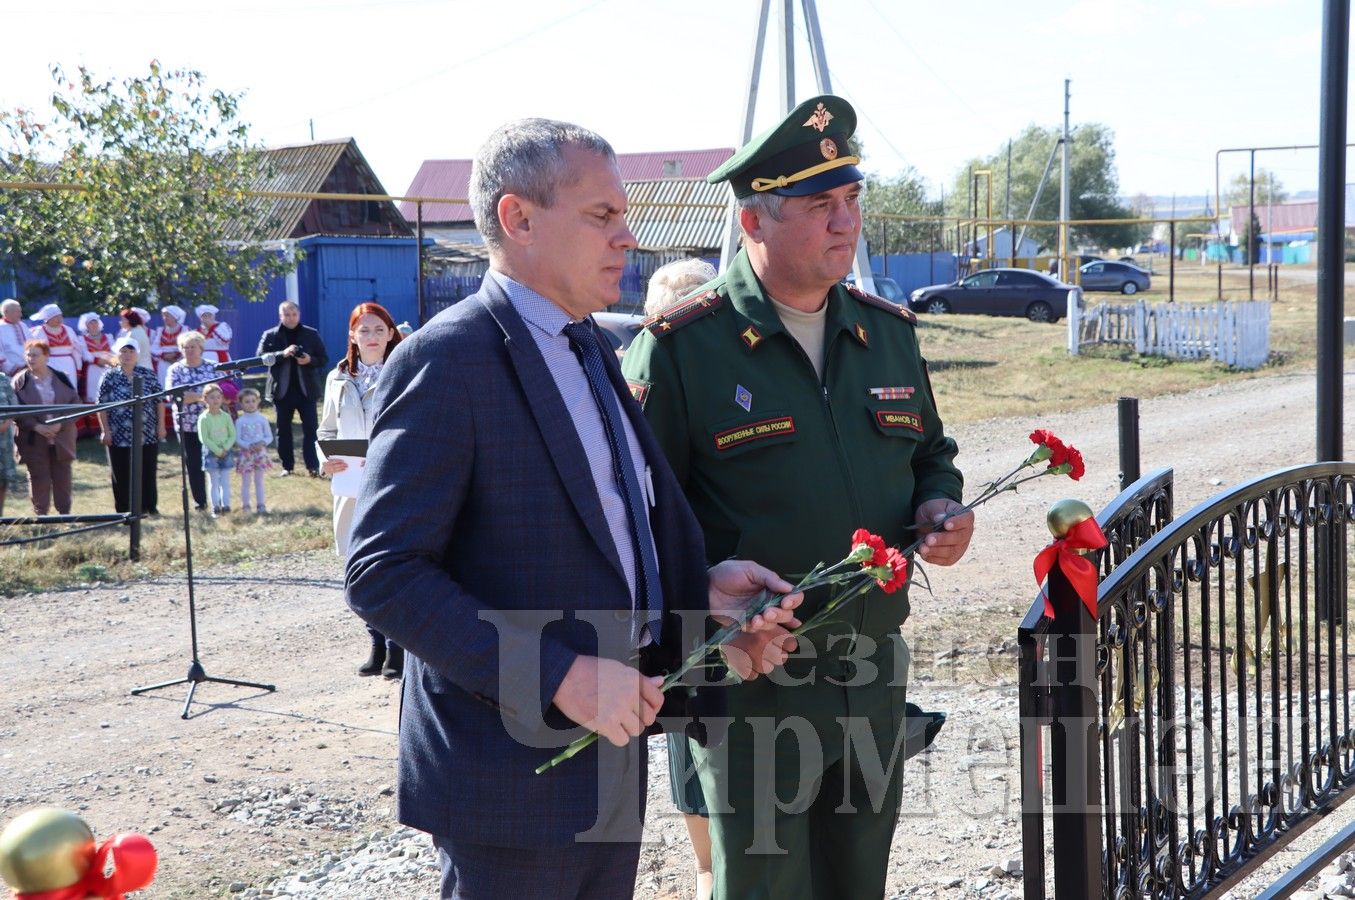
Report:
213,352,280,372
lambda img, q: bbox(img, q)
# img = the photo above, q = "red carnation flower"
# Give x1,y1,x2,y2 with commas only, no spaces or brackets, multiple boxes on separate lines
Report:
851,528,889,567
1030,428,1067,459
1065,446,1086,481
877,547,909,594
1029,428,1061,449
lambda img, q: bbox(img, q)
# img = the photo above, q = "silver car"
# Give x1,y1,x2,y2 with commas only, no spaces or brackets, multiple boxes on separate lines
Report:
1079,260,1151,294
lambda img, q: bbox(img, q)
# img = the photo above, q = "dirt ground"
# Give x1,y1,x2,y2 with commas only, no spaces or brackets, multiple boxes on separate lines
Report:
0,367,1350,898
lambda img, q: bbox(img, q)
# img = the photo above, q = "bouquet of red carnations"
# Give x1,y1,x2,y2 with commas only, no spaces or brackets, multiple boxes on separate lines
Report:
536,428,1086,773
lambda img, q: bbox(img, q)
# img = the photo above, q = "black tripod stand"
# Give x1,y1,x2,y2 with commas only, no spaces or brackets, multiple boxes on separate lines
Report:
124,367,277,717
131,412,276,716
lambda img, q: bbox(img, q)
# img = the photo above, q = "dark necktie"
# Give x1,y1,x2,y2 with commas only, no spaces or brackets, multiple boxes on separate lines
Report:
562,320,663,646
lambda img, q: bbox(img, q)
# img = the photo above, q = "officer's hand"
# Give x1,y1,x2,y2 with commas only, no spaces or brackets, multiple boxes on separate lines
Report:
915,498,974,566
551,655,664,748
707,559,803,633
721,625,798,681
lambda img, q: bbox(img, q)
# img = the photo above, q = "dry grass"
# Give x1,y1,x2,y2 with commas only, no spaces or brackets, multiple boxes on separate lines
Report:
919,259,1350,423
0,402,336,595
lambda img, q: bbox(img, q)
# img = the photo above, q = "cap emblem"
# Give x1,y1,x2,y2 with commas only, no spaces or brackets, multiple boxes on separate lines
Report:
820,138,838,160
803,103,834,132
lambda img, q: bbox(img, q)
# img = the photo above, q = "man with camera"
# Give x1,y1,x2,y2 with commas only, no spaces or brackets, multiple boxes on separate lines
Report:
257,300,328,476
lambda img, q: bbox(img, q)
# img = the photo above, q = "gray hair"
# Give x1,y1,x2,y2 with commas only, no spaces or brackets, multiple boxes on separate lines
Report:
644,258,718,316
176,330,206,351
737,191,787,225
0,299,19,313
278,300,300,314
470,118,616,252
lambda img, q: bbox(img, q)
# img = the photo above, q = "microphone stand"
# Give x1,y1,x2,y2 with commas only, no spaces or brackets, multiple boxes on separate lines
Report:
46,360,278,718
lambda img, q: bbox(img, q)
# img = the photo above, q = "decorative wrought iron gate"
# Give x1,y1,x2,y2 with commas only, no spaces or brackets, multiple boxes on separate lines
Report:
1019,463,1355,898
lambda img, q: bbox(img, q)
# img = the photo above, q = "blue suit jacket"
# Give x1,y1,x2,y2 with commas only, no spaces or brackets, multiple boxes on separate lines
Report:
345,276,715,848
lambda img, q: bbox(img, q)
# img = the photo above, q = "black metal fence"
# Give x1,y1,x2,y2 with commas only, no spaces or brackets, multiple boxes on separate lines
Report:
1019,462,1355,898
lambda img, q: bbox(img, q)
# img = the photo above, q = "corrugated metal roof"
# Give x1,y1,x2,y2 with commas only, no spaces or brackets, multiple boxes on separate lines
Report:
399,148,734,225
1228,199,1317,237
400,159,473,224
625,178,730,252
616,148,733,181
229,138,406,240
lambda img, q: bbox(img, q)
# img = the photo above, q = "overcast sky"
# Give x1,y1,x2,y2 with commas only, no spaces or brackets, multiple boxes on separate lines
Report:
1,0,1348,206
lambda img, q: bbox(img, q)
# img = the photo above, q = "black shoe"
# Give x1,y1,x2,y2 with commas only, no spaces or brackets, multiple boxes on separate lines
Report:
382,645,404,679
357,640,386,677
307,469,321,478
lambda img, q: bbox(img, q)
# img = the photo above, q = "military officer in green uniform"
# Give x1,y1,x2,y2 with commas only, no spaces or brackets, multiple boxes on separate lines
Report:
622,94,975,899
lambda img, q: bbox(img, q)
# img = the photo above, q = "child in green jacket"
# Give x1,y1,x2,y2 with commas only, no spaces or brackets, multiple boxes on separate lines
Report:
198,384,236,517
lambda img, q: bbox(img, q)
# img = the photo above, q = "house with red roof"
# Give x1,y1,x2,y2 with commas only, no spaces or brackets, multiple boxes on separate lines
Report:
400,148,734,242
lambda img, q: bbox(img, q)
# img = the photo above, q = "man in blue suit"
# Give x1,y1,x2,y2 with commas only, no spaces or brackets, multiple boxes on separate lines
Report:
345,119,802,900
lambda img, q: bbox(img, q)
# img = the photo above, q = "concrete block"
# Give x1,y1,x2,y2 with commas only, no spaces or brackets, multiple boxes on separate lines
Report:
1346,317,1355,345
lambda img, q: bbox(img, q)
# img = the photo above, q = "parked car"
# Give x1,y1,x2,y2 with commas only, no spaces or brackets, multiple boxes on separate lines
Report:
1079,260,1151,294
907,268,1075,322
594,311,646,356
844,273,907,304
1048,254,1101,277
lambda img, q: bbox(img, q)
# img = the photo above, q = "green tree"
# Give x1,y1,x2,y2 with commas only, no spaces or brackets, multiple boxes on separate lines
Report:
862,167,943,255
0,61,296,313
1224,169,1286,210
946,122,1139,251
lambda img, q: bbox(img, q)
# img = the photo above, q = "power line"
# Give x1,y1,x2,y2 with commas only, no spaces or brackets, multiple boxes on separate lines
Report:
858,0,1002,135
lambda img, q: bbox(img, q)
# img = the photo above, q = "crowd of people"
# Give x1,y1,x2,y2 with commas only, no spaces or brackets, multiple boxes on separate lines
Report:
0,294,408,682
0,297,355,521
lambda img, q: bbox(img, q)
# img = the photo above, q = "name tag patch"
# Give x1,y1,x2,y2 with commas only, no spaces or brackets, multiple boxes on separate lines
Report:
875,410,923,432
714,416,796,451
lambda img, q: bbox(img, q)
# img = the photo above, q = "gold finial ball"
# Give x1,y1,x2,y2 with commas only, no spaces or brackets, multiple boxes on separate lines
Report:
0,808,96,892
1047,498,1095,540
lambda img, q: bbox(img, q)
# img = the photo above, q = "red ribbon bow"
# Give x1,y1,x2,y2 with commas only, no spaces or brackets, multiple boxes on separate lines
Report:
13,834,156,900
1034,517,1108,619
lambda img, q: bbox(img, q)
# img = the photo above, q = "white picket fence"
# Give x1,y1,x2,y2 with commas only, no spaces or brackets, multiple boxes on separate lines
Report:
1066,296,1271,369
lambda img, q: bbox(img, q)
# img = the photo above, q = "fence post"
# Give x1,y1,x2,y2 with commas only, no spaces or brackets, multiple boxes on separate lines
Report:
1018,626,1049,899
1134,301,1147,355
129,373,144,562
1117,397,1140,490
1067,290,1080,355
1048,562,1102,899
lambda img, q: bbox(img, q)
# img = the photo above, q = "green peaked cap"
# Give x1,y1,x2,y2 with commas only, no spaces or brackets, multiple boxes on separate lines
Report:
707,94,861,199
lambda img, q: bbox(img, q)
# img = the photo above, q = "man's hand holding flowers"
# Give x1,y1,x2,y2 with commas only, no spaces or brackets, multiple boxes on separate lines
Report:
915,498,975,566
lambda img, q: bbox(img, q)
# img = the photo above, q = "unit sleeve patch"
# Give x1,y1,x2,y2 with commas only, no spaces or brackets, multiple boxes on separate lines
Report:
713,415,796,451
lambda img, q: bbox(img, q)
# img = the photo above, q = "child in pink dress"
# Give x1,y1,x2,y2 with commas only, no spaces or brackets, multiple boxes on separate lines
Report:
233,388,274,513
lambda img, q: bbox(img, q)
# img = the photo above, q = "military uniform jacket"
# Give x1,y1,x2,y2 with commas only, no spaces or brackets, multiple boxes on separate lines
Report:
623,249,963,645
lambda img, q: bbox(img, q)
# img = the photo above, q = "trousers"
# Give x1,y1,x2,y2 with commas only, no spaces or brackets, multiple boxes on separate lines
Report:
107,443,159,514
24,441,72,515
273,389,319,473
431,834,640,900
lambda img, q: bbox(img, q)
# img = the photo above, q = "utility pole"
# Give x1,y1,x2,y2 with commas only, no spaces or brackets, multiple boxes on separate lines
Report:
1060,78,1071,280
1006,140,1013,264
